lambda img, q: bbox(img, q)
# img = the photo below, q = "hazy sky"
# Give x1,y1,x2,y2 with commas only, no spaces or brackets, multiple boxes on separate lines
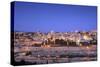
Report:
13,1,97,32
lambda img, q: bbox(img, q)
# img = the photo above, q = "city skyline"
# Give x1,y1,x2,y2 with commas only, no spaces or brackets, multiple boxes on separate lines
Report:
11,2,97,65
14,1,97,32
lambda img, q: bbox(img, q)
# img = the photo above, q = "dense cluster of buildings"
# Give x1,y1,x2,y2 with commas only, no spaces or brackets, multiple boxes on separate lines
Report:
14,30,97,47
13,30,97,64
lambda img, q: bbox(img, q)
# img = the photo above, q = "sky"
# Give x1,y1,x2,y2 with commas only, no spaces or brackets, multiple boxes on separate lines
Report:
13,1,97,32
